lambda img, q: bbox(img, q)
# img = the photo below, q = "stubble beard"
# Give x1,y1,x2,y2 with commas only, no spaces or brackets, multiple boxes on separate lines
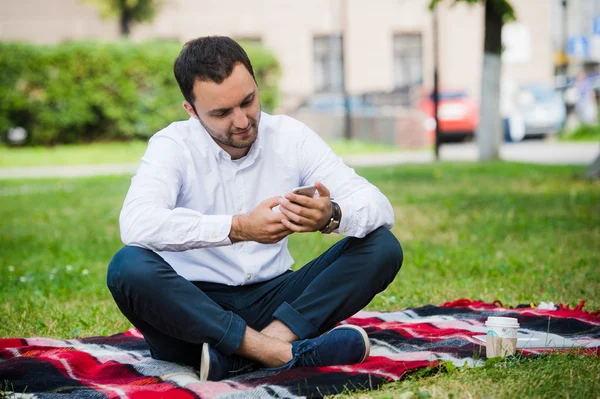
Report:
197,111,261,150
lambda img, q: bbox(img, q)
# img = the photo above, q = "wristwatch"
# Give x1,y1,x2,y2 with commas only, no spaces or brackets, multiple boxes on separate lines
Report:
320,200,341,234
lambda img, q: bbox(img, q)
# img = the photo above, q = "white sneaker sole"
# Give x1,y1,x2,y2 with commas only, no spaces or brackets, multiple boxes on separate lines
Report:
331,324,371,363
199,342,210,382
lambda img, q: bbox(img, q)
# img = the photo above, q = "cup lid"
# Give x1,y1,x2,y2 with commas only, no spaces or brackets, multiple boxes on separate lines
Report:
485,316,520,328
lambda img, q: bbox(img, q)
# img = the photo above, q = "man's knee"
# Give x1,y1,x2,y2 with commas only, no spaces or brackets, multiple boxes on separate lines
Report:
107,245,157,291
366,227,403,278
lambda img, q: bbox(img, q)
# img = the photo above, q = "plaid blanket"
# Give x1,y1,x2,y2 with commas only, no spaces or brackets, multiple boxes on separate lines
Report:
2,299,599,398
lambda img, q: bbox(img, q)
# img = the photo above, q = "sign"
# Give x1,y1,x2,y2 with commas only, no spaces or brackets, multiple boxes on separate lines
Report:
594,16,600,36
502,23,531,64
568,35,590,59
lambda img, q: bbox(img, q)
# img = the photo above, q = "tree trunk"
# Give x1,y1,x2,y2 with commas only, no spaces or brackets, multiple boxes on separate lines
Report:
120,7,131,37
585,152,600,179
477,0,504,160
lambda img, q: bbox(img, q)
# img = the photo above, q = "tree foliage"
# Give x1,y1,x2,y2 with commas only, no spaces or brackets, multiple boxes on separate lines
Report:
82,0,166,36
0,41,280,145
429,0,516,23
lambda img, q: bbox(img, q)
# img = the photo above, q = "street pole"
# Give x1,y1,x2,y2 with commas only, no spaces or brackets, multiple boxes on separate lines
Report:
433,6,441,160
340,0,351,140
562,0,568,75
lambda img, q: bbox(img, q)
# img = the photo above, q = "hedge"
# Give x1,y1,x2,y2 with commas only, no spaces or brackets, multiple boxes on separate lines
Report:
0,40,280,145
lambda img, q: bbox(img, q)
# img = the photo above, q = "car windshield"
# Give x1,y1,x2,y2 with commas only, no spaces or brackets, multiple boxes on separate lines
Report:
525,86,556,101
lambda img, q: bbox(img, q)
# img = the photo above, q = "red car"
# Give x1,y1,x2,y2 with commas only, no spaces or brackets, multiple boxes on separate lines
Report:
417,90,480,143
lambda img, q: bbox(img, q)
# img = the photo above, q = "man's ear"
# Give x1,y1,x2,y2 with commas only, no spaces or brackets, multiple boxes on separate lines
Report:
183,101,198,120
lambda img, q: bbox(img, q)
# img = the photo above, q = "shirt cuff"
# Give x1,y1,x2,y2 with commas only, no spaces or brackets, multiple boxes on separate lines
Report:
335,199,356,236
197,214,233,245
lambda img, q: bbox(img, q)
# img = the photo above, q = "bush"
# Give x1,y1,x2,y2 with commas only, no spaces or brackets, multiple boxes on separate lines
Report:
0,40,280,145
561,123,600,142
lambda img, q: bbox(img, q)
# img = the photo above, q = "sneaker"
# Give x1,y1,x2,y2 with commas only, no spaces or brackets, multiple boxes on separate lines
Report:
283,324,370,369
199,343,258,381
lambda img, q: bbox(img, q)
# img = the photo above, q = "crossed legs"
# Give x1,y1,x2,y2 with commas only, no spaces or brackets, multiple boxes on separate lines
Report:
107,227,403,368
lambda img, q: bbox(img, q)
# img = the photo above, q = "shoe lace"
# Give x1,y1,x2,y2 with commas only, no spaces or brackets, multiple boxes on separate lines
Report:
290,340,321,368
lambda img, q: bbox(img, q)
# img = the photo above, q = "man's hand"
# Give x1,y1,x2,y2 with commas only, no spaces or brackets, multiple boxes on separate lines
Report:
279,181,333,233
230,196,293,244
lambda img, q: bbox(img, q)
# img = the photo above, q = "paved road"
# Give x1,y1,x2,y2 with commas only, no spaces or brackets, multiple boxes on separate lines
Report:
0,141,598,180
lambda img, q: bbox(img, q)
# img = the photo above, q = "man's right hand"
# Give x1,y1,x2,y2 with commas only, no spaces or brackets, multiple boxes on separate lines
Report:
229,196,293,244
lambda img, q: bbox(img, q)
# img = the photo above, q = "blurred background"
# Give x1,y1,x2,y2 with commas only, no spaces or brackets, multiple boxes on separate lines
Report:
1,0,599,154
1,7,600,396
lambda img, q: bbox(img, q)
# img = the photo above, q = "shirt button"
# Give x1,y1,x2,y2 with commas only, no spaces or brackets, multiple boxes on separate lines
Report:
246,274,252,280
344,227,349,232
237,207,243,212
240,242,244,248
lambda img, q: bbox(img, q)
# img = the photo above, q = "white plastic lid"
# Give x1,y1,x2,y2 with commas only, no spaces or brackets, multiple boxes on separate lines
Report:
485,316,520,328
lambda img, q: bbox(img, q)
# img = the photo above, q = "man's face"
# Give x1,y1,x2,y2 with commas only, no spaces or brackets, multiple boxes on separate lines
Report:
183,63,261,159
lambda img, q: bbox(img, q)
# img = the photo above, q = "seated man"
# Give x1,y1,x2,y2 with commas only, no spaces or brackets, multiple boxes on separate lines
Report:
107,36,403,381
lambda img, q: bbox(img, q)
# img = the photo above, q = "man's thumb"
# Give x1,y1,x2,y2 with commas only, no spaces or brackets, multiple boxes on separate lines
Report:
264,196,283,209
315,181,330,198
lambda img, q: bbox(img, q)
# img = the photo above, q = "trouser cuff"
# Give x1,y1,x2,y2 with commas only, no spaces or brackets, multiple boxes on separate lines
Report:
213,311,246,355
273,301,320,339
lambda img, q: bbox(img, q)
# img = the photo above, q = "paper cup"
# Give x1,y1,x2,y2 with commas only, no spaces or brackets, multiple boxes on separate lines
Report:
485,316,519,358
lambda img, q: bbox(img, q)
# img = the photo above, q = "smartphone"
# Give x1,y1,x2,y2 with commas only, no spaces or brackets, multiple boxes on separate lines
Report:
292,185,316,198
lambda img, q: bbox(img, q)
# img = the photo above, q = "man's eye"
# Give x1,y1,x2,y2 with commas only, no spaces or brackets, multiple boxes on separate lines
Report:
242,97,254,107
215,111,230,117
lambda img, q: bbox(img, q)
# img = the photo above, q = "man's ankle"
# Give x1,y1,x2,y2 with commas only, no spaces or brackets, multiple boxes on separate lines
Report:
264,342,293,367
261,320,299,343
235,327,294,368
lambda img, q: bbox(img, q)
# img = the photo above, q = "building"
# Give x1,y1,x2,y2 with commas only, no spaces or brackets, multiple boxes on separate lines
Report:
0,0,555,108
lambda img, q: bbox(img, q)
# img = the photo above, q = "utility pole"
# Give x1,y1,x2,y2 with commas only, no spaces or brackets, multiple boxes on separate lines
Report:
562,0,568,75
340,0,352,140
433,6,441,160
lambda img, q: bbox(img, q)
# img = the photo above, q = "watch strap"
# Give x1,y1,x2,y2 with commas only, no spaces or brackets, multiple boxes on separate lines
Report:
320,200,341,234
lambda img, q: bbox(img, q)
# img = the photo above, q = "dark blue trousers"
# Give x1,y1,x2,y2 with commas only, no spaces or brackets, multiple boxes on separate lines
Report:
107,227,402,367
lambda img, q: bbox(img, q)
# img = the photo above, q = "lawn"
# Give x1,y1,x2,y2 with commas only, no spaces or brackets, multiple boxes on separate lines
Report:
1,162,599,398
0,139,398,168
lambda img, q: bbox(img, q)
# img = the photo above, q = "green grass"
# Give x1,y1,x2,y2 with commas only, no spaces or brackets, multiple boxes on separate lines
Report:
0,141,149,168
333,352,600,399
559,122,600,142
1,162,599,398
0,139,397,168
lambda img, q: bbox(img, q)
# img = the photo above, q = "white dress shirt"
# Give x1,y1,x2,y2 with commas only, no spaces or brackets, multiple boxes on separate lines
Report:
120,112,394,285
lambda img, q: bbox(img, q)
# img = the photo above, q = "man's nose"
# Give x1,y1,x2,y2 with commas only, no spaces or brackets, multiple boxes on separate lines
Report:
232,107,249,129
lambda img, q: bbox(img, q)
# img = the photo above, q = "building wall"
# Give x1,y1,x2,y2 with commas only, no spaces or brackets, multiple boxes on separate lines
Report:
0,0,120,42
0,0,553,106
503,0,553,86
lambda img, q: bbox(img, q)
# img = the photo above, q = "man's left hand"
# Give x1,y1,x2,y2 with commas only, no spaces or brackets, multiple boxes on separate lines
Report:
279,181,333,233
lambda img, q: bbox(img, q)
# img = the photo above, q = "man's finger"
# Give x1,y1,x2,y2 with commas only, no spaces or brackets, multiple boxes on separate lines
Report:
263,196,284,210
267,217,293,232
315,181,330,198
279,206,312,226
284,192,314,207
279,197,306,216
281,218,311,233
280,198,321,221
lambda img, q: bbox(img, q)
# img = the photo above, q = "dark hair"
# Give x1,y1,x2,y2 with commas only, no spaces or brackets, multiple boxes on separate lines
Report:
173,36,255,111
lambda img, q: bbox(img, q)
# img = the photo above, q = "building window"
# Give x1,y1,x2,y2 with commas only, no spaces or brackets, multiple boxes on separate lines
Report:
393,33,423,89
313,35,344,93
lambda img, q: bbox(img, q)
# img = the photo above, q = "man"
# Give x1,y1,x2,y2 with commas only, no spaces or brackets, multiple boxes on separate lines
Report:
107,36,403,381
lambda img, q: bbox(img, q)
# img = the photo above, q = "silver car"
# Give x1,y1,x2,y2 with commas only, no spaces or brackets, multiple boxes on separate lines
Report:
504,84,567,142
